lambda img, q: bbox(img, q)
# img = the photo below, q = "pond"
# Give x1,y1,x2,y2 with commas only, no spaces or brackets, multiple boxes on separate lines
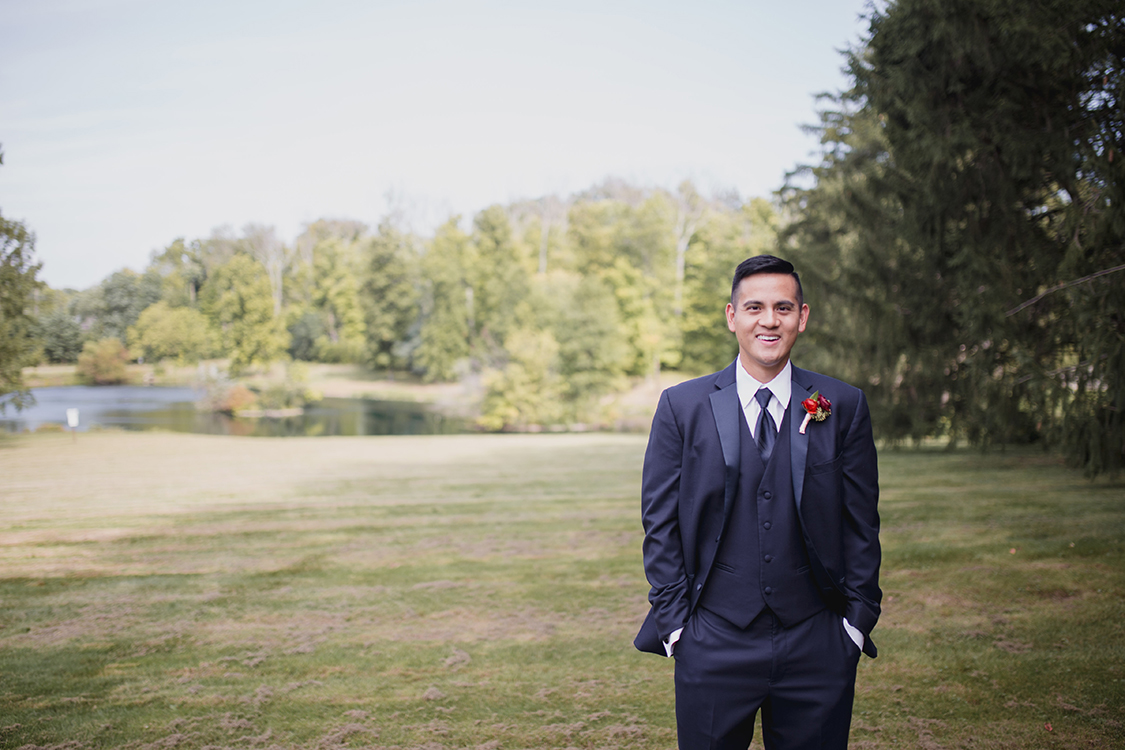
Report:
0,386,471,437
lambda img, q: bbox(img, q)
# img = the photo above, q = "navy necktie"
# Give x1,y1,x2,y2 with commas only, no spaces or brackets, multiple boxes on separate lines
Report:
755,388,776,461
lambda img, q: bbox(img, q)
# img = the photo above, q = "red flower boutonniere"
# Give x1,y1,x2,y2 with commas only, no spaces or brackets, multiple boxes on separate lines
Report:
799,391,832,434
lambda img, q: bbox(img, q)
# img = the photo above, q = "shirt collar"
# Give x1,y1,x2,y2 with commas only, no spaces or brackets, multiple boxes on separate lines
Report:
735,358,792,410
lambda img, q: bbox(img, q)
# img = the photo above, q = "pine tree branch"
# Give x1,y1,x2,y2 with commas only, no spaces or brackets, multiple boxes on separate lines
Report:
1005,262,1125,316
1015,355,1109,385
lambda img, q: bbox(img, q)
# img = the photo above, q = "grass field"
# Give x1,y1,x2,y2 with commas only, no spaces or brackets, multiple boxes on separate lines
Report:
1,432,1122,749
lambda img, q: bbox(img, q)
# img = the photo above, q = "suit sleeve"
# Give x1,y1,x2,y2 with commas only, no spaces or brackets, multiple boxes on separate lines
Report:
640,390,691,641
840,391,882,643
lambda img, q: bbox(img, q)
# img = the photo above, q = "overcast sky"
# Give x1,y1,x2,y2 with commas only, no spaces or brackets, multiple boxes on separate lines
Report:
1,0,873,290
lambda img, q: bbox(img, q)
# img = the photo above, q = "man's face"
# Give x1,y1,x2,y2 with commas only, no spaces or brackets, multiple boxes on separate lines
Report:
726,273,809,382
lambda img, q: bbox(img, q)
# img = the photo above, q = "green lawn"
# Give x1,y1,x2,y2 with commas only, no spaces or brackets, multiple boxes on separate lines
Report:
0,433,1121,749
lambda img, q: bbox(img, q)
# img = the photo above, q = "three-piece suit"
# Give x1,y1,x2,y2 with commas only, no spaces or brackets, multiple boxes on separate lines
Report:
636,360,881,749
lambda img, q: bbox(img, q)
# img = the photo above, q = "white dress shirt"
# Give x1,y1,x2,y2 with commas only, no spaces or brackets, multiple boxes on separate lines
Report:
736,359,790,438
663,358,864,656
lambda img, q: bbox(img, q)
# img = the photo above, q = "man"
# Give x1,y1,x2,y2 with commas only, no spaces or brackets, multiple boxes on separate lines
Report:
635,255,880,750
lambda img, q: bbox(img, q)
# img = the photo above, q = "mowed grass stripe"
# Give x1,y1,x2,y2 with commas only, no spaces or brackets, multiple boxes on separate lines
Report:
1,432,1122,749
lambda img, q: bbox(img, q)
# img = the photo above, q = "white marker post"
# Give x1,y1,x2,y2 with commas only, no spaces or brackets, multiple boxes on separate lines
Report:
66,408,79,442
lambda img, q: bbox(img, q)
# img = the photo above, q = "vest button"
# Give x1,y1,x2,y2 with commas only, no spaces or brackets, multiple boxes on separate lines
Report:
764,587,773,595
764,491,772,500
696,583,703,591
763,522,771,530
764,555,772,563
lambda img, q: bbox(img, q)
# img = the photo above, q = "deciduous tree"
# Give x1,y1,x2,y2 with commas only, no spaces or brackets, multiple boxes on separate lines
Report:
127,301,214,364
0,204,42,413
202,254,288,373
415,219,472,381
361,220,419,371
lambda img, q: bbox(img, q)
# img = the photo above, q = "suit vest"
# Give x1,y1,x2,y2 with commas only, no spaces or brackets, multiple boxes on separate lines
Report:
696,403,826,628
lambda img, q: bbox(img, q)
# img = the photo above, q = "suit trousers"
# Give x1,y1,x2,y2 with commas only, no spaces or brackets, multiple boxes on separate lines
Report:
673,606,861,750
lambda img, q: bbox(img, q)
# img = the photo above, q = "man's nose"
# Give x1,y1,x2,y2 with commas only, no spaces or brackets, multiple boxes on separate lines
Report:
761,309,778,327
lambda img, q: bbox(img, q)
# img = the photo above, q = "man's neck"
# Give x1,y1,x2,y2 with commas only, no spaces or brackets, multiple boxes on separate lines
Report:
736,359,792,401
738,355,790,387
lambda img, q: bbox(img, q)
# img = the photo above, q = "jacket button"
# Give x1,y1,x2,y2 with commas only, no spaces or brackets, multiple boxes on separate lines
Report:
696,583,703,591
764,555,772,563
764,587,773,595
716,536,721,542
763,522,771,530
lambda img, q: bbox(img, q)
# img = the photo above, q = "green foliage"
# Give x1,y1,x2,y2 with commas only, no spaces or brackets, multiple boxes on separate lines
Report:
478,273,631,430
254,361,315,410
783,0,1125,474
89,269,164,342
285,224,371,365
415,218,473,381
149,237,207,307
34,307,84,363
201,254,288,374
308,238,366,363
680,198,778,373
286,309,326,361
360,220,420,370
566,190,681,378
478,327,564,430
0,209,42,413
469,205,532,358
76,337,130,385
534,272,628,412
126,301,214,364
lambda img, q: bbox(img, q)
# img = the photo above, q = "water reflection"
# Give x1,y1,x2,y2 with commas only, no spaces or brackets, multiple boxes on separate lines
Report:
1,386,470,437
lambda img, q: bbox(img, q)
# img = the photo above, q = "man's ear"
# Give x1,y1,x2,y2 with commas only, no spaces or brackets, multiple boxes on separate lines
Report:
798,304,810,333
726,302,736,332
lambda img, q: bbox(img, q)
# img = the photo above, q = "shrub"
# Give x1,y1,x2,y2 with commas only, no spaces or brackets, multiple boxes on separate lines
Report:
218,384,258,414
76,338,130,385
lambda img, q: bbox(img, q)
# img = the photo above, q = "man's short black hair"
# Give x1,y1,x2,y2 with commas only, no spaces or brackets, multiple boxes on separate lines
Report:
731,254,804,307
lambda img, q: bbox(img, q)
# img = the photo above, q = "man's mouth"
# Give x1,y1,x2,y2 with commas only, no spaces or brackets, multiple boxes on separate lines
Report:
757,335,780,343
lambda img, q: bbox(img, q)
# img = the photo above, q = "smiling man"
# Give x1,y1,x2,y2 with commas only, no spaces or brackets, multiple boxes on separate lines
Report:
636,255,881,750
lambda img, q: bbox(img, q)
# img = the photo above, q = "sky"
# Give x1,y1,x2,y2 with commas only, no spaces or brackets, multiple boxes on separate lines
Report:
0,0,874,290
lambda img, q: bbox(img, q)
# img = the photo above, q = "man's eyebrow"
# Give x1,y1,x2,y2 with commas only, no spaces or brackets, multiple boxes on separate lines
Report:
740,298,795,308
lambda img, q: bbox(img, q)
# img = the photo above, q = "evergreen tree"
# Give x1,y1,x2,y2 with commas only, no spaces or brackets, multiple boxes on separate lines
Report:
784,0,1125,474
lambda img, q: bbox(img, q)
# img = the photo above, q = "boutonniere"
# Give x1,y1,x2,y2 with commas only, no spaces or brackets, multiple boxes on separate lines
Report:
799,391,832,434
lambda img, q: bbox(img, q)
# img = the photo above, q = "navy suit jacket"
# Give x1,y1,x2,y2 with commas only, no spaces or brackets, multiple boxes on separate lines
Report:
636,361,881,658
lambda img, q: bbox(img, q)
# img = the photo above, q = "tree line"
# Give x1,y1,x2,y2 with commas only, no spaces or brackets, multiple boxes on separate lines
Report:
12,179,779,428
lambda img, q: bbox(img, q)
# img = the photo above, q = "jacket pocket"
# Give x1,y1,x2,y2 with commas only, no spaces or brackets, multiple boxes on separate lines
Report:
808,454,843,476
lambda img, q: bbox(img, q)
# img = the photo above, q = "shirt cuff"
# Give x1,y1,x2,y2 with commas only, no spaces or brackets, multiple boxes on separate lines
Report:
842,617,864,651
663,627,684,657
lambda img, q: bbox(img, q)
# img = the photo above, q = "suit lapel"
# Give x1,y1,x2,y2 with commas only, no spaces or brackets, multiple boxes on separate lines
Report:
789,366,814,512
709,363,740,522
